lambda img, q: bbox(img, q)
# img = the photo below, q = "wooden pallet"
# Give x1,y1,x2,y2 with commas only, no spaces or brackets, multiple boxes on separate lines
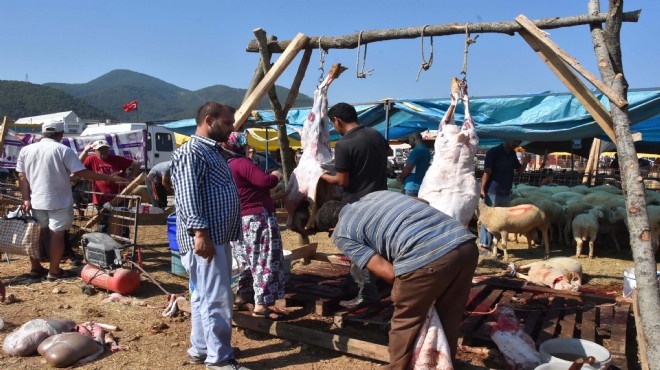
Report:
285,261,355,315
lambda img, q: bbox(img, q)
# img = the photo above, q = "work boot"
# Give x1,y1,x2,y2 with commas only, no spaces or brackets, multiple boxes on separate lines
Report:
206,358,250,370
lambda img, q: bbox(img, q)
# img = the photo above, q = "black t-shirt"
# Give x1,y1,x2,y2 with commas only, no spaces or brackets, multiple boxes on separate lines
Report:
334,125,389,202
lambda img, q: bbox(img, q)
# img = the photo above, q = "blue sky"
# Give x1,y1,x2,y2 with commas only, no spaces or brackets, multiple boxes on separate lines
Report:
1,1,657,105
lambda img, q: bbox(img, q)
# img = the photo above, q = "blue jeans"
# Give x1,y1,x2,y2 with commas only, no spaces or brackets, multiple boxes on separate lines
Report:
181,244,235,365
479,192,511,248
404,189,419,197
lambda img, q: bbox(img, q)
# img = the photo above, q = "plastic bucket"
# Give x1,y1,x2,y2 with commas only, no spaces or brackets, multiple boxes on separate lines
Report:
535,363,571,370
539,338,611,370
167,214,178,251
170,250,187,277
623,268,660,298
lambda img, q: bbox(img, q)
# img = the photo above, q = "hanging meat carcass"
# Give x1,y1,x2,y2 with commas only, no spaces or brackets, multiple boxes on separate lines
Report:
283,64,346,234
418,78,479,226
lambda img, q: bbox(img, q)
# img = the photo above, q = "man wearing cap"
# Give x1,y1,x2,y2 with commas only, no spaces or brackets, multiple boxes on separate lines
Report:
79,139,141,231
17,121,127,280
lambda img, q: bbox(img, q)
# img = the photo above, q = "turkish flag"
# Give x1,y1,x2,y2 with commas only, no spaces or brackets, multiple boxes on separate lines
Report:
123,100,138,112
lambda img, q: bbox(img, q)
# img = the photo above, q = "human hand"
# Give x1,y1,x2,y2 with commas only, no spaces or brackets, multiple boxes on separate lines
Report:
109,175,129,185
194,231,216,262
271,170,282,181
22,200,32,214
396,175,403,183
84,143,94,152
480,189,486,199
522,153,531,164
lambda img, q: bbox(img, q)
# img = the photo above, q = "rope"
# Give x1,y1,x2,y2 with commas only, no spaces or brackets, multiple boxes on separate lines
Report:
460,22,479,82
356,31,373,78
416,25,434,82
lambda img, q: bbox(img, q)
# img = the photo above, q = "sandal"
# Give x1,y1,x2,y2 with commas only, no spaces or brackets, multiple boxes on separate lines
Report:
29,266,49,279
252,307,287,321
233,295,254,311
46,269,77,282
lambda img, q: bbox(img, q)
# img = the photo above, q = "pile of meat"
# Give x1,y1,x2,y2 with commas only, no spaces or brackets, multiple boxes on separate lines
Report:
283,64,345,234
418,78,479,226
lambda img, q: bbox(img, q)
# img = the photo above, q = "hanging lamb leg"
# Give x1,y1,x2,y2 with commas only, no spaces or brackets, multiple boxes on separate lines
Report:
418,78,479,226
284,64,346,235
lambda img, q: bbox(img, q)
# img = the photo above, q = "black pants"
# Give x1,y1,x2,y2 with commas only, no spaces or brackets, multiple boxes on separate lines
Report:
146,173,168,208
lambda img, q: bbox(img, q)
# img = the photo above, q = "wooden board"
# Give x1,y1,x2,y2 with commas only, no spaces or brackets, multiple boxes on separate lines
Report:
0,117,9,156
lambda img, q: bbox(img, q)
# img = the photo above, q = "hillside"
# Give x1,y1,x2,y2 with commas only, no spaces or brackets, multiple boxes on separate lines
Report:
46,69,314,121
0,81,115,121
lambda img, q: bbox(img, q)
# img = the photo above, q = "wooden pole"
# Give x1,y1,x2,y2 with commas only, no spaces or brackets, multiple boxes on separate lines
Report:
245,11,641,53
517,27,616,142
582,140,598,184
515,15,627,109
0,117,9,156
234,33,310,131
232,311,389,363
591,138,602,186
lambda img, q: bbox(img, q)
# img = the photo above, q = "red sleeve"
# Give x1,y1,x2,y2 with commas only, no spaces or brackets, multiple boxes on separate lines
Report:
83,156,95,170
236,158,279,189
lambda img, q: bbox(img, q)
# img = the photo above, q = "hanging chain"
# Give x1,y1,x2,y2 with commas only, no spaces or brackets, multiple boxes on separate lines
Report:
416,25,434,82
356,31,373,78
461,22,479,82
318,37,326,87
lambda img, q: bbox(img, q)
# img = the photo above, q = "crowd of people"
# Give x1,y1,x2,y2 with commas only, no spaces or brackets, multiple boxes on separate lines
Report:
8,101,536,370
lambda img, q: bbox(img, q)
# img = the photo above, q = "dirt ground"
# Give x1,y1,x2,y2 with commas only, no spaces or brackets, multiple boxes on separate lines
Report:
0,220,656,369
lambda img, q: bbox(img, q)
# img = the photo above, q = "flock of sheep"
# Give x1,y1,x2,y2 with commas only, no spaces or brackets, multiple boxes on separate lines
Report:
476,183,660,261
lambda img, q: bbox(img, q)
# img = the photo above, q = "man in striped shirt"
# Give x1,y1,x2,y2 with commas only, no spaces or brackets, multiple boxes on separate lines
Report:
315,191,478,369
170,102,247,370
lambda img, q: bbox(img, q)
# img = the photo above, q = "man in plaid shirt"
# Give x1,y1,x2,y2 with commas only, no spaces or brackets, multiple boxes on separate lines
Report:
170,102,247,370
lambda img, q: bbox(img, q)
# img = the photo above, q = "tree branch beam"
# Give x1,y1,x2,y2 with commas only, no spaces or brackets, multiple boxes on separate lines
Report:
515,15,627,109
245,11,641,53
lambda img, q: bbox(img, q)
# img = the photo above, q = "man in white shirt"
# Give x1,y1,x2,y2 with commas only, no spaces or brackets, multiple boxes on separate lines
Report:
16,121,126,281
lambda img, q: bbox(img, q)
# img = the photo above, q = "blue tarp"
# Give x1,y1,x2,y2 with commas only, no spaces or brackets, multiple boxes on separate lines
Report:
162,88,660,145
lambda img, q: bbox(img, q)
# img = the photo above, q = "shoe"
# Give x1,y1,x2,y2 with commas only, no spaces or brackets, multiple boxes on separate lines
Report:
46,269,77,282
188,354,207,364
478,246,492,257
252,307,287,321
339,295,377,309
29,266,49,279
206,358,250,370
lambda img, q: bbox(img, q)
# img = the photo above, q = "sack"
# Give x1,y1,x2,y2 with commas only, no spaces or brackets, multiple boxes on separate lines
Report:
0,208,41,258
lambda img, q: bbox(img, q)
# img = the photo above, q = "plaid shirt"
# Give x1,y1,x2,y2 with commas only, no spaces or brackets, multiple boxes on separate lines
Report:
170,135,241,255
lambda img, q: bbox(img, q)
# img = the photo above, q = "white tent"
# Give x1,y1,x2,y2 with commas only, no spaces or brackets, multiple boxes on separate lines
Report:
15,111,84,134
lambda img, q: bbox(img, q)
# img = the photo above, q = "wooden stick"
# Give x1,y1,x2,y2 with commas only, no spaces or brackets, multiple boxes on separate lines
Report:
515,15,627,109
517,28,616,142
283,46,313,113
0,117,9,157
82,172,146,229
245,11,641,53
232,311,389,362
254,28,283,115
234,33,310,130
582,139,598,184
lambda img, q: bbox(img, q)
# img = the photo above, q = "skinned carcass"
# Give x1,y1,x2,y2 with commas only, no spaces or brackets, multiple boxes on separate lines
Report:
284,64,346,234
418,78,479,226
486,305,540,370
512,257,583,291
2,319,76,356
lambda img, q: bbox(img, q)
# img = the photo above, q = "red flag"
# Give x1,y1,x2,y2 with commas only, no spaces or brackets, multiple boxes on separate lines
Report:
123,100,138,112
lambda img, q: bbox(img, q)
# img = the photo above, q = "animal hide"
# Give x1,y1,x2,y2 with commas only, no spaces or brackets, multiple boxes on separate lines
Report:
419,78,479,225
408,306,453,370
487,305,540,370
2,319,76,356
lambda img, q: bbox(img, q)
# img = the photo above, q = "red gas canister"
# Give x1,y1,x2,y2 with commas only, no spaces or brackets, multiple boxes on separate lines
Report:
81,264,140,295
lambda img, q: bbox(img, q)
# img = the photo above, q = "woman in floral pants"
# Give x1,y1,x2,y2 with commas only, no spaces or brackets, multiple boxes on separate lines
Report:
224,134,287,319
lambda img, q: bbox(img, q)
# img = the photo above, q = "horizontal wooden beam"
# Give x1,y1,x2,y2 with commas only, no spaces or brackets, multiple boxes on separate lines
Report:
234,33,309,130
517,28,616,142
515,15,628,109
232,311,389,362
246,11,641,53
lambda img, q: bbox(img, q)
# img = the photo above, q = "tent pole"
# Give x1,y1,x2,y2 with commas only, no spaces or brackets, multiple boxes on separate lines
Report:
591,138,601,186
384,100,391,141
582,139,598,185
265,127,270,172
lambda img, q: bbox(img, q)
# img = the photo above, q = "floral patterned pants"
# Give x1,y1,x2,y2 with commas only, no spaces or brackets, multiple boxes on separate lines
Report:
231,209,285,305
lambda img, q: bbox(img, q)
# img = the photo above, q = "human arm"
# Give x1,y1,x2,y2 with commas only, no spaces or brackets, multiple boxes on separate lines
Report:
321,171,349,187
17,172,32,213
78,143,94,161
517,154,531,173
397,149,419,182
193,229,216,262
72,169,128,184
127,160,142,179
238,159,280,189
480,169,491,199
162,174,174,193
365,254,395,284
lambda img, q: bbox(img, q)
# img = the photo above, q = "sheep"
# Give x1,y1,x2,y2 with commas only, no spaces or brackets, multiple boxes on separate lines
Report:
572,206,605,258
609,205,660,253
514,257,583,291
563,192,625,245
510,197,566,245
550,191,584,206
540,185,571,194
476,199,550,261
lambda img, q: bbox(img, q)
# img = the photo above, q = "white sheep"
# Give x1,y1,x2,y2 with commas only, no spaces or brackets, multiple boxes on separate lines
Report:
510,197,566,246
476,199,550,261
572,206,605,258
609,205,660,253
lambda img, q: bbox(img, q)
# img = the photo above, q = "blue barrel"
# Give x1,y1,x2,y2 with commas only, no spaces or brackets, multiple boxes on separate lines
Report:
167,213,178,251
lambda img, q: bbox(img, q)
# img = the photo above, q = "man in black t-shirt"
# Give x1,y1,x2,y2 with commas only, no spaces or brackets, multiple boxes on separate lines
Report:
321,102,390,308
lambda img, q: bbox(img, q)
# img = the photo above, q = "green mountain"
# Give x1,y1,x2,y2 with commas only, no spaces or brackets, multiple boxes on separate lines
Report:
0,80,115,121
45,69,314,121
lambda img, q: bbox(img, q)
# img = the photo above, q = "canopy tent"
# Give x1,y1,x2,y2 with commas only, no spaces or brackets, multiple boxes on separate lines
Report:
161,88,660,148
246,128,304,151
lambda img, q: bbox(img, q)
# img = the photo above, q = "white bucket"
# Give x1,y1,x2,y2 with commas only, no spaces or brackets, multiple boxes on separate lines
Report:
535,363,571,370
623,268,660,298
282,250,292,277
539,338,611,370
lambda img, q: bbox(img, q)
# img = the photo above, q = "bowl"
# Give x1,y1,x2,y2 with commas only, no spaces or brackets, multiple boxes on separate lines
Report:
539,338,611,370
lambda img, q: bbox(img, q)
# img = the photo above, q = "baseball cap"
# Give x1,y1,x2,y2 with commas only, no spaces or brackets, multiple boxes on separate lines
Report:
92,139,111,150
42,120,65,133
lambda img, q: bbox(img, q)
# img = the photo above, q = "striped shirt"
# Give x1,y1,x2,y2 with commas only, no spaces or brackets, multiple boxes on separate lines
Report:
332,191,476,276
170,135,241,255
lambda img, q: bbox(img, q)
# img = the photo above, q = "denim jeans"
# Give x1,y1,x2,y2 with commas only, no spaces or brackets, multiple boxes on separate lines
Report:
404,189,419,197
478,192,511,248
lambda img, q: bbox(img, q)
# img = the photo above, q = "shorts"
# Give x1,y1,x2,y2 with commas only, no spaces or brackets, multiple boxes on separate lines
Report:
32,207,74,231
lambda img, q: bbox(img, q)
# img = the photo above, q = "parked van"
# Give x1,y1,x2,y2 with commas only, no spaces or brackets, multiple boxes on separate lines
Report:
81,123,175,169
